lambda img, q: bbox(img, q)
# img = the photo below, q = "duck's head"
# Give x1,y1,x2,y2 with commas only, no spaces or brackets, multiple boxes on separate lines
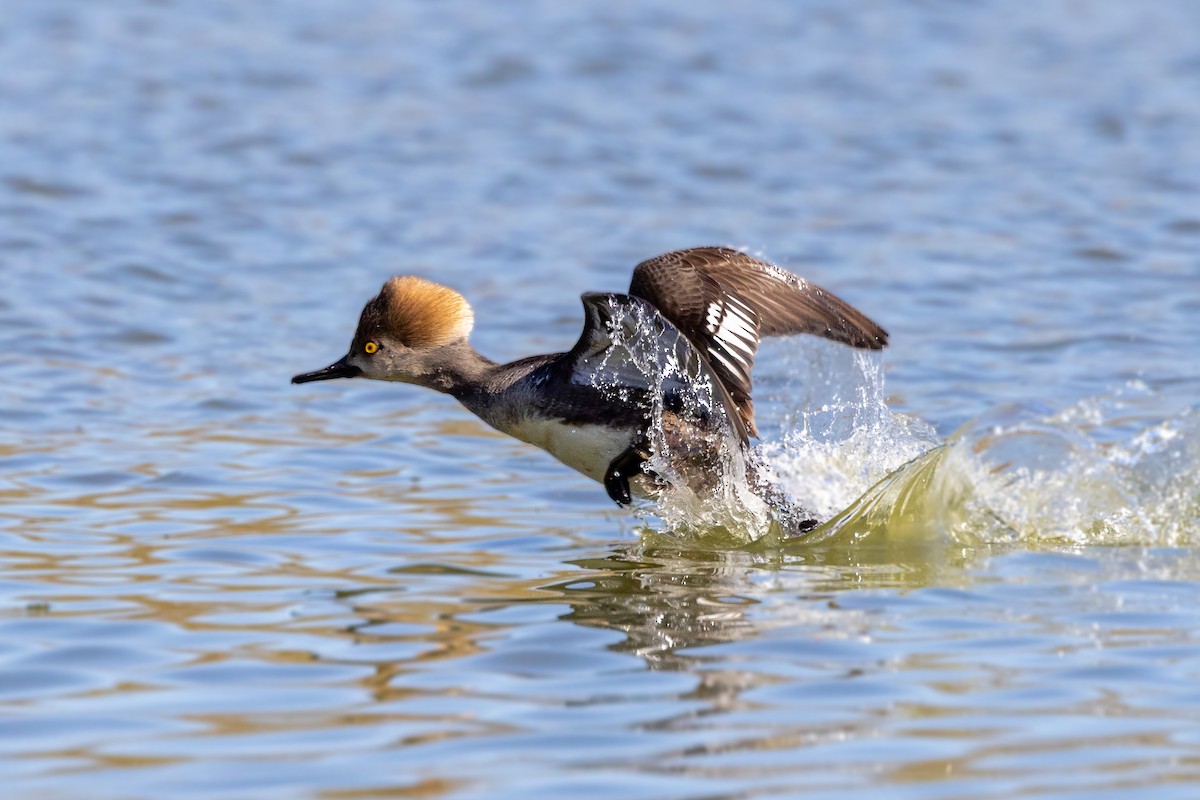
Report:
291,276,475,389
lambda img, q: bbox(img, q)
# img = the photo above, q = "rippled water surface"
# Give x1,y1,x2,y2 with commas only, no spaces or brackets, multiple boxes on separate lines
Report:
3,1,1200,797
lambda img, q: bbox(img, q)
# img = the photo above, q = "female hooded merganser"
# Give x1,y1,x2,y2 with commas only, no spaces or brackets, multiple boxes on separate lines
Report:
292,247,886,516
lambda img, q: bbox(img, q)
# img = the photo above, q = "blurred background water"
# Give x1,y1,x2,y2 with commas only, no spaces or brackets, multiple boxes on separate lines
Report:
2,1,1199,797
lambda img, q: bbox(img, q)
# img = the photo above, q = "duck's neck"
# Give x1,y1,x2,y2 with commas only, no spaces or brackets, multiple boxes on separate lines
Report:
418,339,499,397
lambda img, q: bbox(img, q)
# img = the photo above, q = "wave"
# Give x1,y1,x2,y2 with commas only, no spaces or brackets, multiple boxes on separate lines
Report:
588,302,1197,547
817,389,1200,548
653,347,1197,547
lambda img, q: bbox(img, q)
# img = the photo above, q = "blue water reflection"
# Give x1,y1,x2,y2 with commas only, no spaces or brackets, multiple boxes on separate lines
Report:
1,1,1199,797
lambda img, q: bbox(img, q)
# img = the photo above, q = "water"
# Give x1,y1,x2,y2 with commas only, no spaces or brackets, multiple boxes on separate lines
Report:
2,0,1199,796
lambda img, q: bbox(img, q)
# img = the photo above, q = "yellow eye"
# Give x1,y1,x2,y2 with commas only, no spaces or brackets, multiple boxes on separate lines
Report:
364,341,378,355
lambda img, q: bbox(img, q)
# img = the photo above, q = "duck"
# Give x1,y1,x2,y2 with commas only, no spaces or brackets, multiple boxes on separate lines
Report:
292,246,887,518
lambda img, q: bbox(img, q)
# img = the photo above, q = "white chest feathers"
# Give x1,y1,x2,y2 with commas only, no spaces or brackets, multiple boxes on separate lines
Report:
503,416,633,484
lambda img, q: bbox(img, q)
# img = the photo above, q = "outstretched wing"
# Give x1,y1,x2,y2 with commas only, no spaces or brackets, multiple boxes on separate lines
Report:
628,246,888,437
566,292,749,445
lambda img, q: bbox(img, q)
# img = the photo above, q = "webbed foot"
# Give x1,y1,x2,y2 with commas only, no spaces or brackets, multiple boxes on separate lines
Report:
603,442,651,507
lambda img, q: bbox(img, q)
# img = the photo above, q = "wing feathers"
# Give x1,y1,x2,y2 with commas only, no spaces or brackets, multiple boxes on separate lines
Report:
567,292,749,444
628,246,887,436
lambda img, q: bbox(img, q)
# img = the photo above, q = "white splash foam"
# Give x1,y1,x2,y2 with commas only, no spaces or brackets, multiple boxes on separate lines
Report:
823,386,1200,547
754,344,940,522
943,395,1200,546
586,297,774,541
588,300,1199,547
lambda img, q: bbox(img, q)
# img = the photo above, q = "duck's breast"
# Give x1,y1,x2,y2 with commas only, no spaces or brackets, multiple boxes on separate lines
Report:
504,415,635,484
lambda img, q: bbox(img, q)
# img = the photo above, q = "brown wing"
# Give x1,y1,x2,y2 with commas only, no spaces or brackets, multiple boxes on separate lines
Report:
628,246,888,437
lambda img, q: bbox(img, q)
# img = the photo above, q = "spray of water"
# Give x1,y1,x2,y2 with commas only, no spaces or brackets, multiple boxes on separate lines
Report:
588,302,1198,547
755,345,940,523
821,384,1200,547
933,392,1199,546
584,296,774,540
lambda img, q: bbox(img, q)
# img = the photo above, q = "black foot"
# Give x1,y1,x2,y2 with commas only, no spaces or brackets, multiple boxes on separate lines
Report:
604,442,650,507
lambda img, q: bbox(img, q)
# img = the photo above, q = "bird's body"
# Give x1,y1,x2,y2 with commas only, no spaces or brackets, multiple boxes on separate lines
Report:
452,352,642,485
293,247,887,515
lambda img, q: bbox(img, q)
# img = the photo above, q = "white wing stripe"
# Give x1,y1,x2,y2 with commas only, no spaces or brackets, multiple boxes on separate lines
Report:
708,347,747,378
715,303,755,347
721,334,755,357
704,300,723,333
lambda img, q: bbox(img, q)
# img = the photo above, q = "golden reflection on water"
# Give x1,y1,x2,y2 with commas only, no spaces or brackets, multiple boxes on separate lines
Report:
4,0,1200,793
2,409,1200,797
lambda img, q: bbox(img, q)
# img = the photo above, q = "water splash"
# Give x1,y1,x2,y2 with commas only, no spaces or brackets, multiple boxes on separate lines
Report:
755,345,940,523
823,386,1200,547
583,296,774,540
586,302,1197,547
584,301,938,542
